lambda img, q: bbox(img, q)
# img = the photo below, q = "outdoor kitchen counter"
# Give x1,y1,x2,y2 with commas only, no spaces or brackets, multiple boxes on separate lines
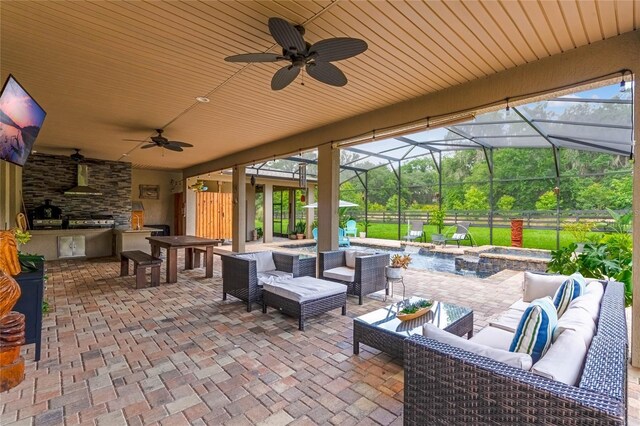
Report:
113,228,155,257
24,229,114,260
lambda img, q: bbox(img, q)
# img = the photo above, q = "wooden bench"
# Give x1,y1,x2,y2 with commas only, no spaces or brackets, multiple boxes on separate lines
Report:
188,240,224,268
120,250,162,289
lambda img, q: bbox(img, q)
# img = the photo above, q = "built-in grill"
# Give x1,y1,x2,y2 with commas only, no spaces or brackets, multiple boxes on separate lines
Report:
67,215,115,229
32,219,63,229
31,199,63,229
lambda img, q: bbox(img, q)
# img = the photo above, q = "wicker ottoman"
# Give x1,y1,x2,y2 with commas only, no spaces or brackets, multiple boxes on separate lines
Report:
262,277,347,331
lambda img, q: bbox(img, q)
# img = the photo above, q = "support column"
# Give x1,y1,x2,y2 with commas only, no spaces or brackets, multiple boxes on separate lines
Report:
306,183,315,238
398,161,402,240
232,166,246,253
185,178,196,236
246,183,256,241
364,172,368,238
263,183,273,243
631,75,640,367
317,144,339,252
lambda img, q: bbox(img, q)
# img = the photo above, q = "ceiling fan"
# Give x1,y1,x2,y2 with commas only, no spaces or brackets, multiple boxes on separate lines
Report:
225,17,368,90
123,129,194,152
70,148,84,162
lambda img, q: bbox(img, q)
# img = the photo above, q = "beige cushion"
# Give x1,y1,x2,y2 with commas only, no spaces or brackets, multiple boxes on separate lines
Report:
554,305,596,347
531,330,587,386
568,292,601,323
423,324,532,370
237,251,276,273
262,276,347,303
469,325,515,351
257,270,293,286
523,272,567,302
323,266,355,282
344,250,357,268
509,299,530,312
489,309,524,333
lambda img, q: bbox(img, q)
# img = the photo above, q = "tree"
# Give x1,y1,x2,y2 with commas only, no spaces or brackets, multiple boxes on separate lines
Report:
535,191,558,210
463,186,488,210
497,195,515,211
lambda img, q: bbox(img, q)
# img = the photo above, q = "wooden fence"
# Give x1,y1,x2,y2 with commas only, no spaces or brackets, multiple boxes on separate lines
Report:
359,209,623,231
196,192,232,239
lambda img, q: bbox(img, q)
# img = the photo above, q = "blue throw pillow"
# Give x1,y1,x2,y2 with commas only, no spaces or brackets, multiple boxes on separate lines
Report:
510,297,558,363
553,272,586,317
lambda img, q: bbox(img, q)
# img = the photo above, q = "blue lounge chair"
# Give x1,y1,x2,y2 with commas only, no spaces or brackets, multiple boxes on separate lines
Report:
344,220,358,237
338,228,351,247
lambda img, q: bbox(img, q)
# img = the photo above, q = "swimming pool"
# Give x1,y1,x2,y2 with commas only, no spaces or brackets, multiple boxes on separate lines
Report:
282,243,461,276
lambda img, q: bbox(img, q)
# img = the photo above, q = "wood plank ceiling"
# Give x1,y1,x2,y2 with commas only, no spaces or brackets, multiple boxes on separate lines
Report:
1,1,638,170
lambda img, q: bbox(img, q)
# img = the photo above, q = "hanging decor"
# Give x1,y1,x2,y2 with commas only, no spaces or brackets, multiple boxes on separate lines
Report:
298,163,307,188
189,180,208,192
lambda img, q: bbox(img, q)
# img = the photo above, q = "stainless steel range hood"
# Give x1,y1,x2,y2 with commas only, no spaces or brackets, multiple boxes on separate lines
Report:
64,164,103,195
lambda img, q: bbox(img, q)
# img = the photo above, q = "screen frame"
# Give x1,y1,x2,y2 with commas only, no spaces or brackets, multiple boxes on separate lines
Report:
0,73,47,167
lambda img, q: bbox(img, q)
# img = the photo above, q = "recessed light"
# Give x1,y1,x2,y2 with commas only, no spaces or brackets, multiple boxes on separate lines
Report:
196,96,210,103
122,153,129,156
32,150,38,153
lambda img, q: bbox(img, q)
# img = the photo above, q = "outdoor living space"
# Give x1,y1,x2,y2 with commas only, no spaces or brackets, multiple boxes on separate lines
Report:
2,2,640,425
5,253,638,425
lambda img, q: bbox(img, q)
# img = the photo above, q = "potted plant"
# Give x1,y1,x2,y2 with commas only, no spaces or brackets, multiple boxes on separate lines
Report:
360,219,370,238
295,220,306,239
429,208,445,243
386,253,411,279
563,220,594,252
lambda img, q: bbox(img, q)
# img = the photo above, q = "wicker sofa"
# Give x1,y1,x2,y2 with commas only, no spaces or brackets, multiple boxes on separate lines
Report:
319,250,389,304
403,279,628,425
221,251,315,312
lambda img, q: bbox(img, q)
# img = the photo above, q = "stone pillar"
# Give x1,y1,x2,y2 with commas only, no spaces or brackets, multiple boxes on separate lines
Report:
317,144,339,252
306,183,315,238
246,183,256,241
632,75,640,367
232,166,246,253
263,183,273,243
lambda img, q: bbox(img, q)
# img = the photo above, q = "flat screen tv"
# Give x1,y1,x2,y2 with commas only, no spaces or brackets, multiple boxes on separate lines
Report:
0,74,46,167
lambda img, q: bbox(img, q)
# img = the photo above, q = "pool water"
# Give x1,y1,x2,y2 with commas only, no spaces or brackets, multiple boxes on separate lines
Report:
284,243,461,276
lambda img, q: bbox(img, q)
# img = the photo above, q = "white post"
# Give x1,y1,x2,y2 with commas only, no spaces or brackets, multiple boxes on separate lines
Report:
263,183,273,243
232,166,246,253
317,144,339,251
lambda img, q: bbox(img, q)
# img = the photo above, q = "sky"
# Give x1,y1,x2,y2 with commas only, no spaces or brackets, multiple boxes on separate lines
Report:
0,76,46,129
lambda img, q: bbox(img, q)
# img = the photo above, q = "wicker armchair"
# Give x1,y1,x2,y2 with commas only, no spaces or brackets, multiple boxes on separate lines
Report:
222,252,315,312
319,251,389,305
403,280,627,425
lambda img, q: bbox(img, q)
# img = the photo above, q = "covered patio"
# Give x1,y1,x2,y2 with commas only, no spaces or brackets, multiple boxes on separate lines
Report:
1,1,640,425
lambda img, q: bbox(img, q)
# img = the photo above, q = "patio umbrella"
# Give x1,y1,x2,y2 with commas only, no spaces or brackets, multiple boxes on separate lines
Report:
303,200,359,208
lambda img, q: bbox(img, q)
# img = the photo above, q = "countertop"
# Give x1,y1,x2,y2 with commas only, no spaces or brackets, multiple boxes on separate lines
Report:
113,227,156,234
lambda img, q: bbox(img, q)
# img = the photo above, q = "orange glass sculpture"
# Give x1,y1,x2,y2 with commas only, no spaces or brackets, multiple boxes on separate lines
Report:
0,230,25,392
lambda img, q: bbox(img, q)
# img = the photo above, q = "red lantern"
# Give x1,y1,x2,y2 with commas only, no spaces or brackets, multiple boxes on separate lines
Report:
300,194,306,202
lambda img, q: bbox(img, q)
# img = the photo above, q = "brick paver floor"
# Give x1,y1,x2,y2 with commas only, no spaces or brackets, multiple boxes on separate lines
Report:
1,255,638,425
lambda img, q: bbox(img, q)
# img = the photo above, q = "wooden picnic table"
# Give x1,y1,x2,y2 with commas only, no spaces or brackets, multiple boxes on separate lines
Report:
146,235,223,283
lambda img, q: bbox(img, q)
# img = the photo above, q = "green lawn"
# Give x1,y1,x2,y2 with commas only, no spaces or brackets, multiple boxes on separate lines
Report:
255,220,584,250
362,223,584,250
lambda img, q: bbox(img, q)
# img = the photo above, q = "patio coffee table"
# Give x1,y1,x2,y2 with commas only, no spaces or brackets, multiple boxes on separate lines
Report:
353,297,473,359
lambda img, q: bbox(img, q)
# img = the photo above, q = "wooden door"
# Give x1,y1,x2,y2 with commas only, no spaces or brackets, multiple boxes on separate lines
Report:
173,192,185,235
196,192,232,239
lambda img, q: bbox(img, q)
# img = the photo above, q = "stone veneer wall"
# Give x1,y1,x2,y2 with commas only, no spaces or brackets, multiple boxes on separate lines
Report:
22,154,131,226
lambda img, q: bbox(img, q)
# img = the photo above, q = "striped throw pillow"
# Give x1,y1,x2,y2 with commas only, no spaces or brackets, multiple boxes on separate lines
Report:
509,297,558,363
553,273,586,318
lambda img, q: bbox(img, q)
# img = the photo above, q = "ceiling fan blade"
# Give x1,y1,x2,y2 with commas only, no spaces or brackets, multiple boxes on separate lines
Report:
141,144,157,149
168,141,193,147
271,65,300,90
309,38,368,62
164,144,184,152
122,139,148,142
268,17,306,54
151,136,168,143
306,62,347,87
225,53,285,63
